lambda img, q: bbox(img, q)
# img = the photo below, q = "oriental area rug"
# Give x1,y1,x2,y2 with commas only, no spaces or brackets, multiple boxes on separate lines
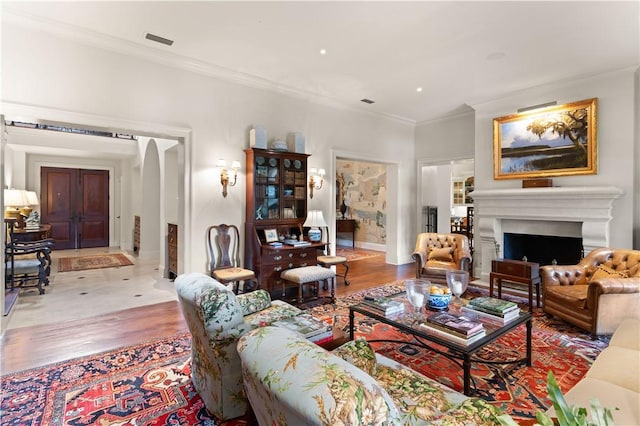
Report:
58,253,134,272
1,283,609,425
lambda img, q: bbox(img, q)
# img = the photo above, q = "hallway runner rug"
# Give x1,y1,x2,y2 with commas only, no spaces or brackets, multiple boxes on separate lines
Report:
58,253,134,272
335,245,384,262
0,283,610,425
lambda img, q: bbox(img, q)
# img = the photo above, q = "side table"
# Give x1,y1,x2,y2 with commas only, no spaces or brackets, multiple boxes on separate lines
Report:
490,259,541,313
336,219,356,248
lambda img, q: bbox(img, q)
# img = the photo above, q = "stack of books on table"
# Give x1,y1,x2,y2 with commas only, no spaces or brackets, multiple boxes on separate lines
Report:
361,296,405,316
420,312,486,345
461,297,520,324
283,239,311,247
272,314,333,344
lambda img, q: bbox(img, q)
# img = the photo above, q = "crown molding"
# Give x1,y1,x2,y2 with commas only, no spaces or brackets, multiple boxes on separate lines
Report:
4,7,416,127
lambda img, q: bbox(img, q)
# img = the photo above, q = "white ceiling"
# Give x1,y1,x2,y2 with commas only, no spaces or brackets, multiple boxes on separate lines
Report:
3,1,639,124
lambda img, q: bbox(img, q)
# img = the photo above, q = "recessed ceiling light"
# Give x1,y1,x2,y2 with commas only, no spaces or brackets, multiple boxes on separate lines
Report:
416,87,423,93
319,49,327,55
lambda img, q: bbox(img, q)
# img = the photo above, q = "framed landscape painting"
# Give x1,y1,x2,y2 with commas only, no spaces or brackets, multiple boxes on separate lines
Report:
493,98,597,180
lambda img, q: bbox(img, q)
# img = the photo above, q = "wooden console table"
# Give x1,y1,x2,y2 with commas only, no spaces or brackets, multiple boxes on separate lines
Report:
11,224,52,242
490,259,541,313
336,219,356,248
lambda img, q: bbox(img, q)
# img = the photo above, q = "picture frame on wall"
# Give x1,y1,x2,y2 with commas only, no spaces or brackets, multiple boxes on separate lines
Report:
493,98,597,180
264,228,278,243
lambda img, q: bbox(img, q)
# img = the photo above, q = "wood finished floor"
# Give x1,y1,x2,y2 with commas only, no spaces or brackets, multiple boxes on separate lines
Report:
1,254,414,374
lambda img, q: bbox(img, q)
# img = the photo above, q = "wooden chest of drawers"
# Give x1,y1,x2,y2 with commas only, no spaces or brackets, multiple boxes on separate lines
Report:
167,223,178,280
259,246,319,298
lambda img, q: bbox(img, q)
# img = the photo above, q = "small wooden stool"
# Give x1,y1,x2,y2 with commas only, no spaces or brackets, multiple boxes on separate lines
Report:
317,255,350,286
280,266,336,306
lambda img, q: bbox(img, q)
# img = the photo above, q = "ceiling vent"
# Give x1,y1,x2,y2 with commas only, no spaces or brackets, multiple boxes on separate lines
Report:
360,98,375,104
145,32,174,46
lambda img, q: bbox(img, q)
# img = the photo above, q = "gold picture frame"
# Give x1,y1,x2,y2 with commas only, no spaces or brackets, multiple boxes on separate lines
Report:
493,98,597,180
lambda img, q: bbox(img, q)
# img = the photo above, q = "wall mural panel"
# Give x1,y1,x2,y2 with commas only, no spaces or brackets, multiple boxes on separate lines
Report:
336,159,387,245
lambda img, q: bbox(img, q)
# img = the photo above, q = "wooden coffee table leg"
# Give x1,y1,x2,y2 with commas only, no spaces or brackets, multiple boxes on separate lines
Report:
526,318,532,366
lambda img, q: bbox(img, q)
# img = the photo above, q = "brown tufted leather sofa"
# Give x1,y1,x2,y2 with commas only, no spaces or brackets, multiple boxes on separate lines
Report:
412,233,471,284
540,247,640,335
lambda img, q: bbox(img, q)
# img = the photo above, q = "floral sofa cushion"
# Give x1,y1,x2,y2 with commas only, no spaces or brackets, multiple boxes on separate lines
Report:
238,325,504,426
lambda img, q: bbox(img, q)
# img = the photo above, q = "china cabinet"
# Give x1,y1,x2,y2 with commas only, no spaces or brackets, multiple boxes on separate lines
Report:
245,148,324,299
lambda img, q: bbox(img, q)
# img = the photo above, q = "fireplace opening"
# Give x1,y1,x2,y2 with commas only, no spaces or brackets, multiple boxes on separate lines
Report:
503,233,583,266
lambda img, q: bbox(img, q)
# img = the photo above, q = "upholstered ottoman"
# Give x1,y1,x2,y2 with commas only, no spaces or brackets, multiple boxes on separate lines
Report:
280,265,336,306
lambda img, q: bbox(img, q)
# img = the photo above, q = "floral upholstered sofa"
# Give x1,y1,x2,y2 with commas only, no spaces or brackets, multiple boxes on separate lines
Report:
237,325,505,425
175,273,303,421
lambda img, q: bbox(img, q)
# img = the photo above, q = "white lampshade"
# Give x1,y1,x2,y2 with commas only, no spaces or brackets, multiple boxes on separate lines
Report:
4,189,28,208
303,210,328,228
25,191,39,206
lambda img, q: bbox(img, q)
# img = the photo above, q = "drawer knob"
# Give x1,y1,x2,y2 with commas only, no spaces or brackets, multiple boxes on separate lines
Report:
288,263,294,268
274,255,282,261
288,253,294,258
300,253,307,258
301,262,307,267
274,266,282,272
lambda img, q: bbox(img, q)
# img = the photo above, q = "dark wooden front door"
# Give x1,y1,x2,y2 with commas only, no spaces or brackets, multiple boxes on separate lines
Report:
40,167,109,249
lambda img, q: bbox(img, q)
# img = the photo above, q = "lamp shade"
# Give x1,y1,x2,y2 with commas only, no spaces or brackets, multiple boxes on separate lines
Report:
303,210,328,228
4,189,28,207
25,191,39,206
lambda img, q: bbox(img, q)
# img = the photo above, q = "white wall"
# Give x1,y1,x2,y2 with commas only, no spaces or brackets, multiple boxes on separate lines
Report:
2,23,416,272
472,68,638,250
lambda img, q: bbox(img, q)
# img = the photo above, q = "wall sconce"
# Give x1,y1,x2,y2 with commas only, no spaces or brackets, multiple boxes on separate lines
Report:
308,167,325,199
217,159,241,198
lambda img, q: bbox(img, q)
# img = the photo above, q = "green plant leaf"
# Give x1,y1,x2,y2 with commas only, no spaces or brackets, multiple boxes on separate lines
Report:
546,370,578,425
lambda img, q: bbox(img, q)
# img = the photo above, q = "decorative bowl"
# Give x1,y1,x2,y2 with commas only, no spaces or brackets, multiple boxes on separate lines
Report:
427,285,452,310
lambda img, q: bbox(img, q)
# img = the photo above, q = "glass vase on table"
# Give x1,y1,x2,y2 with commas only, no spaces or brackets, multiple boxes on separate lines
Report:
405,279,430,320
446,270,469,308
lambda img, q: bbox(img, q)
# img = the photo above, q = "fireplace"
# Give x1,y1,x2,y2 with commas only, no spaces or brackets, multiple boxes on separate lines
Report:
470,186,622,282
503,233,583,266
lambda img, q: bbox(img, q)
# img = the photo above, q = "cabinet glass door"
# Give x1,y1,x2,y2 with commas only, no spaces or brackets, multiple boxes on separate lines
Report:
255,155,280,220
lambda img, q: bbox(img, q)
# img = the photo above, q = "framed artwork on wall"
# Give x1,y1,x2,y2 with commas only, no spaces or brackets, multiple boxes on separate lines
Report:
493,98,597,180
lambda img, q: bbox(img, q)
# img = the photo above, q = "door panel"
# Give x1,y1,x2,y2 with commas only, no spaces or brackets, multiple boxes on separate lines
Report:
41,167,109,249
79,170,109,248
41,168,77,249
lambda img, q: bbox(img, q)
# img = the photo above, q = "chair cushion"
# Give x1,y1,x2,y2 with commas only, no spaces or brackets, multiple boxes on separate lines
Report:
590,264,629,282
6,259,41,274
213,267,255,282
545,284,589,310
428,247,454,262
317,255,347,265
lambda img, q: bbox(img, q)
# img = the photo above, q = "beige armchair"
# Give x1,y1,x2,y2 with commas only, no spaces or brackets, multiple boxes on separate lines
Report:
540,247,640,335
412,233,471,284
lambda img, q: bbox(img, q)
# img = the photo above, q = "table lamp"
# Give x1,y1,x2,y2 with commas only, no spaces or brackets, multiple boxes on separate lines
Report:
20,190,39,218
303,210,327,242
4,189,28,224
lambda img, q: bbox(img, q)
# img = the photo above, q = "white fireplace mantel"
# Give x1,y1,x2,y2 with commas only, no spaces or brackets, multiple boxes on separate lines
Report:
471,186,623,281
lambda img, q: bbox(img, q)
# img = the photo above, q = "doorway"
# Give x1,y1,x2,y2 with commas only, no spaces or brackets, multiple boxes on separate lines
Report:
40,167,109,249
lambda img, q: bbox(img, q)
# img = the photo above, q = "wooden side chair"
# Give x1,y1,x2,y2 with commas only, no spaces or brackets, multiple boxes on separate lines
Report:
206,224,258,294
317,225,350,286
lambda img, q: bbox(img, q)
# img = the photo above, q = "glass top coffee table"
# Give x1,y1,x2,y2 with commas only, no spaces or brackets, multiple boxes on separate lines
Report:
349,293,532,396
